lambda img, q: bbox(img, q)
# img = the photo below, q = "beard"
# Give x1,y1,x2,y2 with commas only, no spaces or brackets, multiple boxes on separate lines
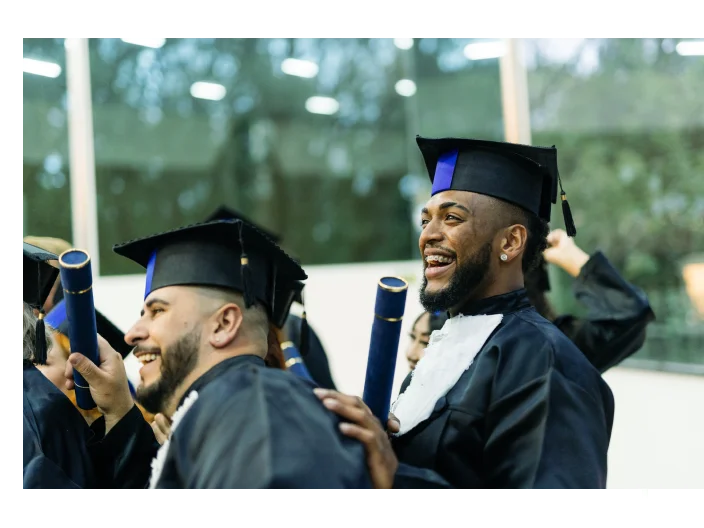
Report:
420,242,493,313
135,327,201,415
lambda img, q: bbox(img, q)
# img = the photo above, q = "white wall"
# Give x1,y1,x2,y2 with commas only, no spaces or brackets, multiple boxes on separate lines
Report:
93,260,704,489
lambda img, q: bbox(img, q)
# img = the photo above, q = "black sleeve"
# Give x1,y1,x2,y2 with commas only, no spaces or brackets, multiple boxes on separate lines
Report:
87,405,158,489
556,251,655,373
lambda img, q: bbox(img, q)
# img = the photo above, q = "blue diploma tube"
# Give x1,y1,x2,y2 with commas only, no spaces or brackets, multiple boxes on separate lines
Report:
281,341,316,385
58,249,99,410
362,276,408,426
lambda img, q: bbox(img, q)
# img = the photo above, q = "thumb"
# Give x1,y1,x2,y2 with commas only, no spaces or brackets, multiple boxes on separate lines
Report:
387,413,401,433
69,352,104,385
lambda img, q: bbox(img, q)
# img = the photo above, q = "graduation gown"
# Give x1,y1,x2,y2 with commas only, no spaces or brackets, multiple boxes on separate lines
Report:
393,289,614,489
151,355,370,488
86,405,159,489
285,314,337,390
553,251,655,373
23,362,95,488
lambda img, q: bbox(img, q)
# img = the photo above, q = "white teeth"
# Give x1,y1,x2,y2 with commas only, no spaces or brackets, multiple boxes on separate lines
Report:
139,354,160,364
425,255,453,264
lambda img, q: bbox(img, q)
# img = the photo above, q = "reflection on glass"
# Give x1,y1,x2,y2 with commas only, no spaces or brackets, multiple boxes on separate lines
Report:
23,38,72,242
88,38,504,275
525,38,704,367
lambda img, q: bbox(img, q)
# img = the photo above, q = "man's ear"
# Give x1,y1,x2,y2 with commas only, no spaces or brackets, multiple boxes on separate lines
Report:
208,303,244,348
497,224,528,264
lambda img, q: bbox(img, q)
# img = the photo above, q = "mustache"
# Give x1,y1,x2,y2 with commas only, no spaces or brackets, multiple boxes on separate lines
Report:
132,345,162,356
423,244,457,258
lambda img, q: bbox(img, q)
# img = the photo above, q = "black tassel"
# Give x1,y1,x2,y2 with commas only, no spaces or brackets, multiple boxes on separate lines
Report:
556,172,577,238
561,192,577,237
299,310,309,357
238,223,255,308
35,312,47,365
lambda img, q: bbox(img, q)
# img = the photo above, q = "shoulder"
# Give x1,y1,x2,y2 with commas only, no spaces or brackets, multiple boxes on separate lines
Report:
488,308,607,392
183,361,323,429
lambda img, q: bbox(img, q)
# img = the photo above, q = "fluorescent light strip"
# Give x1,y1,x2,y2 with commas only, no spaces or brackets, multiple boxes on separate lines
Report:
395,79,417,97
23,58,62,78
464,41,505,60
190,81,227,101
281,58,319,78
121,38,166,49
305,96,339,115
676,40,704,56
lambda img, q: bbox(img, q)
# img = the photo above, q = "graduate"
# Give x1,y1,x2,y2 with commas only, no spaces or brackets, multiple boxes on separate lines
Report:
73,219,371,488
23,242,95,488
406,231,655,375
317,137,615,489
205,206,337,389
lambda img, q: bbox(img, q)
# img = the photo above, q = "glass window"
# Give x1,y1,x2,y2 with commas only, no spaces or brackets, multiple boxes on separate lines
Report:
88,38,503,275
525,38,704,368
23,38,72,242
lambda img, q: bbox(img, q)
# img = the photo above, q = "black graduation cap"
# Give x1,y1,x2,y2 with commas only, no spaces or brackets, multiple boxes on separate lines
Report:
416,136,576,235
45,299,133,358
112,219,307,328
271,279,312,354
23,242,59,365
205,205,281,244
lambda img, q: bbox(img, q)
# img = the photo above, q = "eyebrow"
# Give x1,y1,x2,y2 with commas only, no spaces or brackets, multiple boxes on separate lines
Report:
421,202,472,216
140,298,170,317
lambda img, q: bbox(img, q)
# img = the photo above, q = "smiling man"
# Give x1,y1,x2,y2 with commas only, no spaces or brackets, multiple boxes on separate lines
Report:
317,136,615,488
69,219,370,489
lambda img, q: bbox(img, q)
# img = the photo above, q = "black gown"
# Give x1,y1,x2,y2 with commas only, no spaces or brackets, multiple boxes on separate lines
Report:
393,289,614,489
285,314,337,390
23,363,95,488
553,251,655,373
151,355,370,488
87,405,159,489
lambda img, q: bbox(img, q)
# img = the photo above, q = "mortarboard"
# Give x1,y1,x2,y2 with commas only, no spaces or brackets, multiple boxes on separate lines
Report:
416,136,575,235
113,219,306,328
272,279,310,354
205,205,282,244
45,299,133,358
23,242,59,364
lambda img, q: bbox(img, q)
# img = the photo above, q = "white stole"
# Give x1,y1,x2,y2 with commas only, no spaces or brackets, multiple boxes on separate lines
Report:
391,313,503,436
148,390,199,489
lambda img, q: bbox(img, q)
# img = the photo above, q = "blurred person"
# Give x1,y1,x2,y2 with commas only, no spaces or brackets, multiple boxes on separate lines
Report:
26,235,157,424
23,236,72,314
405,229,654,374
206,206,337,389
529,228,655,372
23,242,94,488
67,219,370,488
317,137,614,488
405,311,446,371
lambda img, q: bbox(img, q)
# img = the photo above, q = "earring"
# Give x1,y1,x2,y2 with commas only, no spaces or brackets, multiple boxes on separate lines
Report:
500,253,508,262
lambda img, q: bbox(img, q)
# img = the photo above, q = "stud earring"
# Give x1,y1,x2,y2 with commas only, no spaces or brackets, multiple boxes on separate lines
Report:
500,254,508,262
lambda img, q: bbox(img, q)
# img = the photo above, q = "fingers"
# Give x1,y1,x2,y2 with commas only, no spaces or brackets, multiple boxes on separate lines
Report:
314,389,371,412
154,413,172,433
339,422,378,447
151,421,166,445
97,334,121,366
321,396,368,425
387,414,400,434
151,413,172,445
314,389,378,427
547,229,565,246
68,352,105,386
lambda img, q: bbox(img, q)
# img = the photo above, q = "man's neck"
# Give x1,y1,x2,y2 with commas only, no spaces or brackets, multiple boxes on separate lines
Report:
164,344,265,418
449,276,524,317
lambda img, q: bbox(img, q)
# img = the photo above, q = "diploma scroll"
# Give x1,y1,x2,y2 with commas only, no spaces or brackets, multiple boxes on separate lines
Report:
281,341,316,384
362,276,408,426
58,249,99,410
